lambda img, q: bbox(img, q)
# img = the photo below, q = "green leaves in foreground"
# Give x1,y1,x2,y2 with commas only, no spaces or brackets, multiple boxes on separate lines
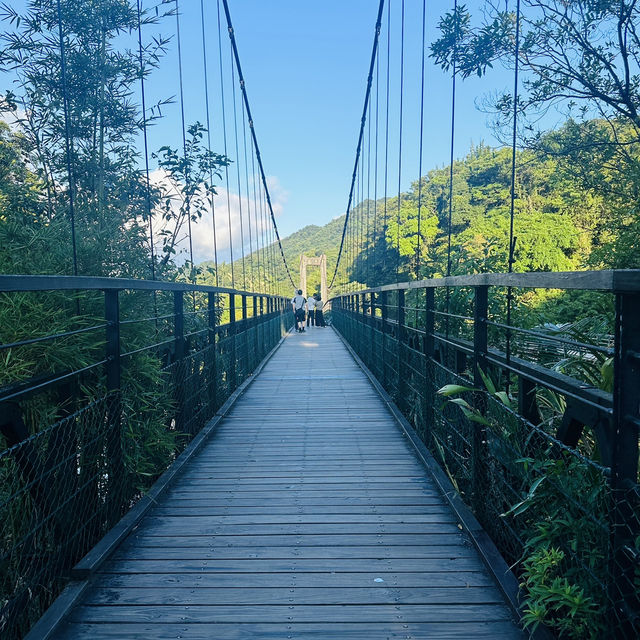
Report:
436,368,513,427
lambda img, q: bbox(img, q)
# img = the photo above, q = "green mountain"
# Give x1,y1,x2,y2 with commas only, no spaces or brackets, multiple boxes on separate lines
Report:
199,214,346,296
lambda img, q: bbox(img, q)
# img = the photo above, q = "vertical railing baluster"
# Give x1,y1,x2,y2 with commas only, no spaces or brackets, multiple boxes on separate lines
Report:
397,289,406,404
241,294,248,378
259,296,264,357
380,290,388,390
369,292,375,372
173,290,186,432
611,291,640,634
207,292,217,415
472,285,489,514
423,287,435,445
518,376,540,426
228,293,237,391
104,288,123,516
252,295,258,369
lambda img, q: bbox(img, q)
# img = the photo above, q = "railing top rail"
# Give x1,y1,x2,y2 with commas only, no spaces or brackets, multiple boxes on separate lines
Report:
331,269,640,296
0,275,286,298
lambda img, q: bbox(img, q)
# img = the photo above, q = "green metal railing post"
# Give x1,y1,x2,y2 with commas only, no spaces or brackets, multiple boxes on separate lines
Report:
259,296,265,358
252,295,258,369
172,290,187,433
369,292,375,371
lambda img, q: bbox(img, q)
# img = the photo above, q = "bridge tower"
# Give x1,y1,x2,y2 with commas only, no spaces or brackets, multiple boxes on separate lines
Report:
299,254,327,302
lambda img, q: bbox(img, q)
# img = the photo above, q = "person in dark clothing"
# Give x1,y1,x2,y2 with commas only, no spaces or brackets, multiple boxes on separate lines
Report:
315,296,326,327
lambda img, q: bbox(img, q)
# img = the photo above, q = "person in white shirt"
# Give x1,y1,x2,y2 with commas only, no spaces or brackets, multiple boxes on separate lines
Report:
307,294,316,327
291,290,306,333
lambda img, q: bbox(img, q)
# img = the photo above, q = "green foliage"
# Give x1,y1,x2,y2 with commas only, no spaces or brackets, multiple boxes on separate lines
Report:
520,547,603,639
153,122,229,276
0,0,193,488
437,366,611,638
509,456,609,639
0,0,178,278
430,1,640,132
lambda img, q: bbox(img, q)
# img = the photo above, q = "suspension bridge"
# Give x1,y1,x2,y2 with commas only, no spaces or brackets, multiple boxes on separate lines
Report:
1,1,639,639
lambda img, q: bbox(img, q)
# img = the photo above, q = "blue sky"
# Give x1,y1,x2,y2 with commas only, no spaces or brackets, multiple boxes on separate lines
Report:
142,0,514,244
3,0,520,263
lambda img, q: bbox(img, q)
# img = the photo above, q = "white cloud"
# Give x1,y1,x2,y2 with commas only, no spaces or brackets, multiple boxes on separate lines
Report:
149,169,288,266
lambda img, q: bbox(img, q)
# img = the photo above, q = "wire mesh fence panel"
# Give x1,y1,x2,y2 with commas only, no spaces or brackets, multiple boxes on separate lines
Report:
332,272,640,639
0,279,289,639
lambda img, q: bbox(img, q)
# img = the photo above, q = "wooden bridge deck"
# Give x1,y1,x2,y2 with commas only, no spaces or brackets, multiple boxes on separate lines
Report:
51,327,524,639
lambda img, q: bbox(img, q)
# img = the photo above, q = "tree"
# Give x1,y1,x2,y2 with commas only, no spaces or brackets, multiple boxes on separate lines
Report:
430,1,640,136
0,0,172,277
153,122,229,278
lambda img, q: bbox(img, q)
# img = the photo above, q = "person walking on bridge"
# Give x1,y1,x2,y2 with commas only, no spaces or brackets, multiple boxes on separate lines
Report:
291,289,306,333
306,294,316,328
315,296,326,327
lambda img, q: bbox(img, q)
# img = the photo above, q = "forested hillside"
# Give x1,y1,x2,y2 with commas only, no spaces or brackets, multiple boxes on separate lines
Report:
209,118,639,300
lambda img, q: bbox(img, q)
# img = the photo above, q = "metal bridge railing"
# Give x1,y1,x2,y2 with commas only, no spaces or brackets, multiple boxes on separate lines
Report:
331,270,640,638
0,275,290,639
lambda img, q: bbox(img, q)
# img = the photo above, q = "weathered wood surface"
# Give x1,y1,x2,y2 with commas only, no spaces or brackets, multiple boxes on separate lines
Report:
52,327,524,639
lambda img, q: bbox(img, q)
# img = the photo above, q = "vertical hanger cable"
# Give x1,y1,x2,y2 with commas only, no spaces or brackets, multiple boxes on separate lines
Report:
506,0,522,386
199,0,219,286
328,0,385,289
415,0,426,280
175,0,195,276
242,101,254,290
230,54,247,290
55,0,79,276
216,0,234,288
395,0,405,283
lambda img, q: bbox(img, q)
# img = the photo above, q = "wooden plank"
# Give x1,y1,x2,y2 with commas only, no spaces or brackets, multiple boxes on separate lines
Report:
82,585,505,606
99,557,486,573
95,571,497,589
137,513,456,525
150,505,451,516
158,496,445,507
111,545,476,560
69,603,515,623
121,534,467,548
52,621,526,639
132,522,462,536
